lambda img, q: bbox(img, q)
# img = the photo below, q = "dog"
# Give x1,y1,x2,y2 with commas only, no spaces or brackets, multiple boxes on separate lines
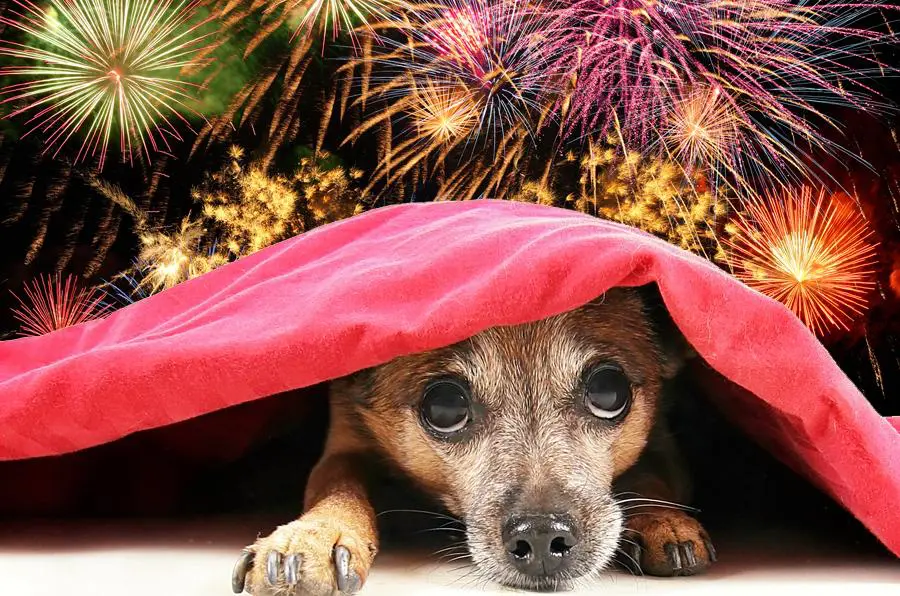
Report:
231,286,716,594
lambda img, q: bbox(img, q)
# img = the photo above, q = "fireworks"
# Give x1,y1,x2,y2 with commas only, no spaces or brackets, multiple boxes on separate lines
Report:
510,180,556,206
293,0,405,44
574,139,727,259
294,152,366,224
347,0,560,194
356,0,556,141
550,0,893,182
727,187,878,335
11,274,109,337
194,146,304,255
137,217,226,293
0,0,213,169
891,260,900,299
408,79,478,144
662,85,743,174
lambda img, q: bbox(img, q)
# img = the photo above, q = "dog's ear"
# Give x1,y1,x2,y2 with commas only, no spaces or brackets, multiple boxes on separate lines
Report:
635,283,696,379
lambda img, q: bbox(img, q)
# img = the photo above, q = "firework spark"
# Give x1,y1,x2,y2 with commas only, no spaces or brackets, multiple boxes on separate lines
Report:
727,187,878,335
11,273,110,336
355,0,558,140
294,151,366,224
550,0,894,182
0,0,213,169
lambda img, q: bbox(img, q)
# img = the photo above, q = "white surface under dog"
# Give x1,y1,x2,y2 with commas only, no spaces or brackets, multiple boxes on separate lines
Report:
1,517,897,596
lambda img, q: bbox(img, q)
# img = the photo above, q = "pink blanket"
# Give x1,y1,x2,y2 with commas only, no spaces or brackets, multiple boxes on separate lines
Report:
0,201,897,553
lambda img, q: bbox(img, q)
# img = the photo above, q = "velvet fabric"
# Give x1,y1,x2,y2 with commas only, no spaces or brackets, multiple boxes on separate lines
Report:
1,201,897,553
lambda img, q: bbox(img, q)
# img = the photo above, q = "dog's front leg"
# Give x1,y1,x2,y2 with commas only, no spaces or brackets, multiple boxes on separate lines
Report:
233,450,378,596
614,421,716,577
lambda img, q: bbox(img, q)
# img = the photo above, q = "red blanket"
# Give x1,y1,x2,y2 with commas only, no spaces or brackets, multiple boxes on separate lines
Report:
1,201,898,553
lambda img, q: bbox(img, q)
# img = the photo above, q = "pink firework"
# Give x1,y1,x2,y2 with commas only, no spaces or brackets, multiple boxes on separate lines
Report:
549,0,894,180
11,274,110,337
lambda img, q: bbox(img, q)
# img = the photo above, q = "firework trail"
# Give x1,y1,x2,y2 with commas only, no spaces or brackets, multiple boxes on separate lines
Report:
727,187,879,335
24,162,72,265
11,273,110,336
549,0,895,184
0,0,214,169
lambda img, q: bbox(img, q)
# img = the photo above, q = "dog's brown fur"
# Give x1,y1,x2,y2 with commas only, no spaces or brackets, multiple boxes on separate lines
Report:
234,287,715,595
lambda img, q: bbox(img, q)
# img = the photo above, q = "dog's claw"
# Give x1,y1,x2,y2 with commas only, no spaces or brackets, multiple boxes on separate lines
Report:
232,549,254,594
266,551,282,585
679,542,697,568
704,539,717,563
284,553,300,586
334,545,361,593
628,542,642,573
664,542,682,570
620,538,642,574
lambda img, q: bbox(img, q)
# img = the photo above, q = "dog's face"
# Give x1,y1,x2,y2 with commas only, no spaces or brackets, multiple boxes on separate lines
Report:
351,287,683,589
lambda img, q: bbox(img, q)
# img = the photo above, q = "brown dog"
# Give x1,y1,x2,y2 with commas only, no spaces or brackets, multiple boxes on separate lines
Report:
232,286,715,594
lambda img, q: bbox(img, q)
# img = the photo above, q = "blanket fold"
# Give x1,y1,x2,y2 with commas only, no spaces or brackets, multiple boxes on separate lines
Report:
0,201,897,554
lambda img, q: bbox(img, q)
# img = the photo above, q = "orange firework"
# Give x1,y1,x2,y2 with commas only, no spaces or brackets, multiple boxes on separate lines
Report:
727,187,878,335
11,274,110,337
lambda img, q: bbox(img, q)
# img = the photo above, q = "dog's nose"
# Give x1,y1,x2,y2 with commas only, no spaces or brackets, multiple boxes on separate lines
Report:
502,514,579,576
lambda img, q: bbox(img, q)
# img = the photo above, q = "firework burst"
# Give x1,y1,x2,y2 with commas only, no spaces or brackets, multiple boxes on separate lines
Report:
137,217,226,293
11,273,110,337
408,78,479,144
348,0,560,192
662,85,743,173
727,187,879,335
194,146,305,255
0,0,213,169
550,0,894,183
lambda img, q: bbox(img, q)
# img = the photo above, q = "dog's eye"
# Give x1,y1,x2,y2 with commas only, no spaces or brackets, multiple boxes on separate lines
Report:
421,380,470,435
584,365,631,420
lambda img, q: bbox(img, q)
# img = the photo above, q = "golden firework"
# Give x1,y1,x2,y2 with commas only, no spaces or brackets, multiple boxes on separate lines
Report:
194,147,304,255
573,139,728,259
409,80,479,144
727,187,878,335
664,85,742,171
294,152,366,224
137,217,227,292
509,180,557,206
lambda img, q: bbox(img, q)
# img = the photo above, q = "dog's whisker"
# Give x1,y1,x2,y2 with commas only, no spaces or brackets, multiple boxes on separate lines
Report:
376,508,463,523
417,526,467,535
616,496,700,513
621,503,694,514
431,543,468,557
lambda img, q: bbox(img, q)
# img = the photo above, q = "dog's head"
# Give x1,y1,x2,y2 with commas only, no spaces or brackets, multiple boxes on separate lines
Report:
344,286,687,589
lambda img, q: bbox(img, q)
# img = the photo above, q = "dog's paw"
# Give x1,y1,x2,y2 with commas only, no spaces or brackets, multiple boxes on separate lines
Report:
621,509,715,577
232,518,377,596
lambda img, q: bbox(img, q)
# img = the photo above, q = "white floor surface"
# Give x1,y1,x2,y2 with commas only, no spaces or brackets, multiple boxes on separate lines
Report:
1,517,897,596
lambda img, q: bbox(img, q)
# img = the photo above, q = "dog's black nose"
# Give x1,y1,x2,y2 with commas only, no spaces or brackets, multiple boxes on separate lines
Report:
502,514,579,576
